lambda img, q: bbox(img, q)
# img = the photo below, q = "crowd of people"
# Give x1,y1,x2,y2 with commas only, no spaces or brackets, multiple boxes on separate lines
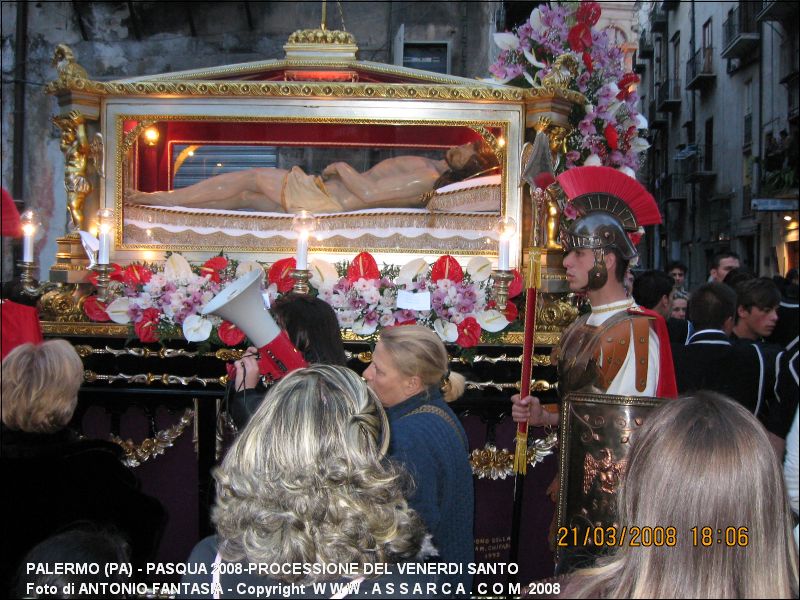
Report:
2,168,798,598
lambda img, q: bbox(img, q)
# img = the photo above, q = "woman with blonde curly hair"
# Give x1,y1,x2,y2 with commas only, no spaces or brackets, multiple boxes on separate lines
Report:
551,391,798,599
183,365,440,598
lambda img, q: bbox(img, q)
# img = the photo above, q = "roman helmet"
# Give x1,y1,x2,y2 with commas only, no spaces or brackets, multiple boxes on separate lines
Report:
556,166,662,290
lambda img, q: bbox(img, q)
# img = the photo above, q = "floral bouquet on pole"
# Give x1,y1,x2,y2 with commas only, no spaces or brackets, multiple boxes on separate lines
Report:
489,1,649,174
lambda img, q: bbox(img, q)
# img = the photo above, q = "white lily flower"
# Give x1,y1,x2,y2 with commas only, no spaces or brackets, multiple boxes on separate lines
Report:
309,259,338,289
163,253,193,280
477,309,510,333
523,47,546,69
523,70,536,87
493,32,520,51
351,320,377,337
585,104,595,114
235,260,265,279
635,113,649,129
630,136,651,154
433,319,459,343
529,7,543,31
106,297,131,324
182,314,212,342
618,166,637,178
397,258,429,287
466,257,492,282
584,154,602,166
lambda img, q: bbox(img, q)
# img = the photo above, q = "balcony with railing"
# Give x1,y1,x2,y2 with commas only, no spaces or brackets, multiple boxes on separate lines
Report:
722,2,761,59
651,6,667,34
679,144,717,183
649,99,667,129
686,47,716,91
639,31,654,59
757,0,798,23
661,172,688,202
656,78,682,112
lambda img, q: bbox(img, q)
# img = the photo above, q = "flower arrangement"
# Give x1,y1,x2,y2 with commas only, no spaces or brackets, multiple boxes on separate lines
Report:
82,252,522,350
489,1,649,174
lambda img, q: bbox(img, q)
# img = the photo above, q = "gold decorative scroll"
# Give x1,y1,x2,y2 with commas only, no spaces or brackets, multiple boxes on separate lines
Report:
470,432,557,479
83,370,227,387
110,408,194,468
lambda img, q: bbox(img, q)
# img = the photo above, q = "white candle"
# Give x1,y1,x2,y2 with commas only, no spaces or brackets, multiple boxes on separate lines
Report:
22,224,35,263
295,230,309,270
98,224,111,264
498,237,509,271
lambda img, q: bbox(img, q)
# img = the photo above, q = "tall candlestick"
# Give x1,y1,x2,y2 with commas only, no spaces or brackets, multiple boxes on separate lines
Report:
494,216,516,271
295,230,309,270
22,224,35,263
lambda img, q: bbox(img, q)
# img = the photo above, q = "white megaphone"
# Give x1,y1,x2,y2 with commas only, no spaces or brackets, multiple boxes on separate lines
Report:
201,270,307,381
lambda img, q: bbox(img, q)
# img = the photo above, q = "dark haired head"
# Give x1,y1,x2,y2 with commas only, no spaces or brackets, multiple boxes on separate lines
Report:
434,139,500,189
665,261,687,275
271,294,347,366
711,251,740,270
735,277,781,313
632,270,674,310
688,283,736,331
722,267,756,290
786,268,799,285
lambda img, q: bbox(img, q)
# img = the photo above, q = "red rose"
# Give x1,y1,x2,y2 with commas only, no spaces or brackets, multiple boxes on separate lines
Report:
267,257,296,293
604,124,619,151
456,316,482,348
509,269,523,299
83,296,110,322
430,255,464,283
123,264,153,288
201,256,228,283
582,51,593,74
346,252,380,282
503,301,519,322
134,307,161,343
568,23,592,52
576,1,601,26
218,320,246,346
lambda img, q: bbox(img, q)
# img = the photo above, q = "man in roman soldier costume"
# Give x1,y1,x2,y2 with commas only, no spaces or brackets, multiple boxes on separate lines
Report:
511,166,677,572
513,166,677,428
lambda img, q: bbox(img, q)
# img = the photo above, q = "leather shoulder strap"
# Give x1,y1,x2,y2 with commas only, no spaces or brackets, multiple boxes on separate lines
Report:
402,405,468,452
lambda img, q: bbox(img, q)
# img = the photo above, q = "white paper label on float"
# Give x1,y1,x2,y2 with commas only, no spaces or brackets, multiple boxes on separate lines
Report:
396,290,431,311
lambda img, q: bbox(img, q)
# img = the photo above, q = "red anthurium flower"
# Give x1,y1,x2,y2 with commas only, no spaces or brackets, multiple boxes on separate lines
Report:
430,255,464,283
604,124,619,151
123,264,153,288
201,256,228,282
509,269,523,299
346,252,380,282
568,23,592,52
576,1,601,26
456,316,482,348
218,320,246,346
267,257,296,294
616,73,640,101
83,296,110,322
134,307,161,343
503,301,519,322
582,51,594,74
629,232,643,246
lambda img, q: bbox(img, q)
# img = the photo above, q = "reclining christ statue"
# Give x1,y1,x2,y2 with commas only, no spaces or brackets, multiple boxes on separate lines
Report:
126,140,500,213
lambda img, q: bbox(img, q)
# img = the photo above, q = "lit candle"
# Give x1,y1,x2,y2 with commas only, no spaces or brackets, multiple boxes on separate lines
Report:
96,207,114,265
494,216,517,271
21,210,36,263
295,229,309,270
98,223,111,265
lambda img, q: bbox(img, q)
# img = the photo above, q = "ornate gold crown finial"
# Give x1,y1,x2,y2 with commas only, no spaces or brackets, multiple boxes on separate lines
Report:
286,28,356,46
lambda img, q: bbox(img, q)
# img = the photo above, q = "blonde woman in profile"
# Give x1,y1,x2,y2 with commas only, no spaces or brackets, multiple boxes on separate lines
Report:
363,325,473,595
182,365,441,599
548,392,798,599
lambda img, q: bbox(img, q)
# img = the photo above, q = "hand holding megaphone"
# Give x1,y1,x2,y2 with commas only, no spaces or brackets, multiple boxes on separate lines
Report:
201,270,308,381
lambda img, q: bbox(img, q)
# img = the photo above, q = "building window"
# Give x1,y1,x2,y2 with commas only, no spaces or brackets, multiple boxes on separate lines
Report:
744,79,753,147
705,118,714,172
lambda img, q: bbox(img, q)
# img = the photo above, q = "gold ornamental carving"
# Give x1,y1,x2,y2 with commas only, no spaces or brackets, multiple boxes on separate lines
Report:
470,431,557,480
83,369,228,388
287,28,356,45
39,287,84,322
44,44,90,95
110,408,194,468
52,110,92,231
